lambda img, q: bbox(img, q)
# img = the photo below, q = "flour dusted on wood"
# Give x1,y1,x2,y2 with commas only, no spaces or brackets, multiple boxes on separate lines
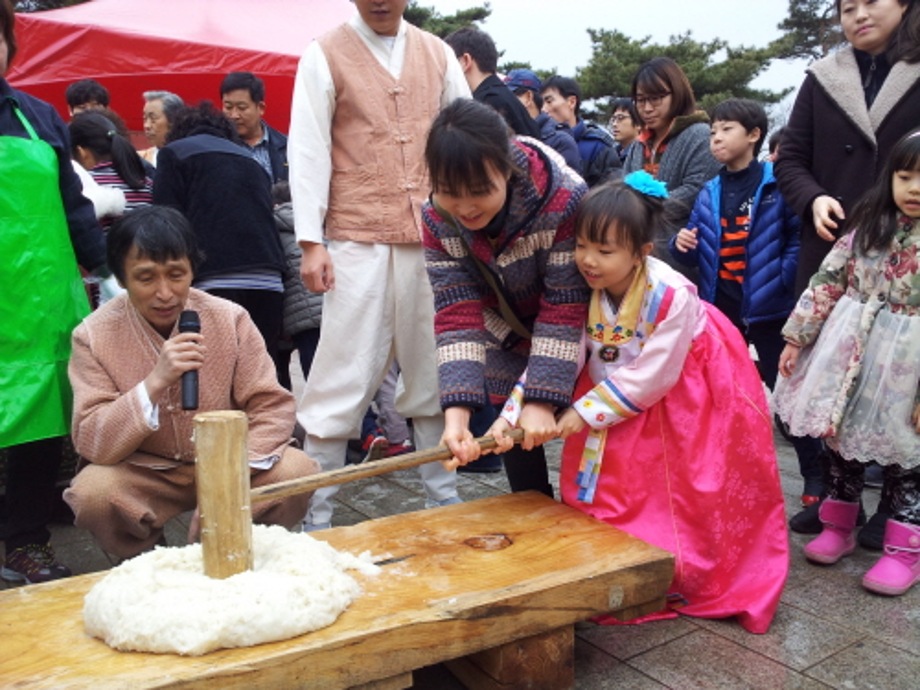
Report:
83,524,380,656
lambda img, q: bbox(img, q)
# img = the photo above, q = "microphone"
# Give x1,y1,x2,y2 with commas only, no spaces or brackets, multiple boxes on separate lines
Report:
178,310,200,410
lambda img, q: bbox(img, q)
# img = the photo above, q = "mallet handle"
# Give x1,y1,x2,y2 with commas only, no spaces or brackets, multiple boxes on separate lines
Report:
251,428,524,504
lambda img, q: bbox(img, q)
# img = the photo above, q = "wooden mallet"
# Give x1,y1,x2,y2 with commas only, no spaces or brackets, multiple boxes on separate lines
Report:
194,410,523,579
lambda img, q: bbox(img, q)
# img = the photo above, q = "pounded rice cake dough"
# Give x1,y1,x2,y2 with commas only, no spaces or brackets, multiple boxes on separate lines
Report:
83,524,380,656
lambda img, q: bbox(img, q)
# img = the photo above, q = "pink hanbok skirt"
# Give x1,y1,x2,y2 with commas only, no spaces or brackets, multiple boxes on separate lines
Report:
560,305,789,633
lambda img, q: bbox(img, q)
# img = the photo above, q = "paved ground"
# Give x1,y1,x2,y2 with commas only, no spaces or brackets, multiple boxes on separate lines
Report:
4,422,918,689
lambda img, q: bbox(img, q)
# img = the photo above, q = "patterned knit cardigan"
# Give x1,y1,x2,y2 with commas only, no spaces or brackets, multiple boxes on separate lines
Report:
422,138,589,410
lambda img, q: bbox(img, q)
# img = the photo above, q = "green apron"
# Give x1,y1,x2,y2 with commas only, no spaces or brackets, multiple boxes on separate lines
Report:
0,104,90,447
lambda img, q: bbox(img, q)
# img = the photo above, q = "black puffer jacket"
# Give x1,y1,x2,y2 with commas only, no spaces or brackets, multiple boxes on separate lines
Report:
275,202,323,337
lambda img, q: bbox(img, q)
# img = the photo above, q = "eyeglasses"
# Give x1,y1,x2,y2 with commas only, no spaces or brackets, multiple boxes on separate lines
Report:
634,92,671,108
609,114,631,123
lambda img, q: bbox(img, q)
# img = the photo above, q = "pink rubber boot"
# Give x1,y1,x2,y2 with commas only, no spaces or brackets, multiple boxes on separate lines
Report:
804,498,859,565
862,520,920,596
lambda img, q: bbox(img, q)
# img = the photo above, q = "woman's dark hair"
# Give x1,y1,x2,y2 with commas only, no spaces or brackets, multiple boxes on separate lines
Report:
425,98,520,197
890,0,920,62
107,206,202,284
0,0,16,66
848,128,920,254
166,101,240,144
631,57,697,125
836,0,920,64
69,111,147,189
98,107,130,137
575,181,663,255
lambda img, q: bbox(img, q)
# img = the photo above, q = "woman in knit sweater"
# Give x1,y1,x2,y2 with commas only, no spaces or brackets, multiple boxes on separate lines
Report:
421,99,589,496
623,57,720,274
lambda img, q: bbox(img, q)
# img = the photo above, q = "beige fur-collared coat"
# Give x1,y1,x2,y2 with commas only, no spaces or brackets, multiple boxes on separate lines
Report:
775,45,920,294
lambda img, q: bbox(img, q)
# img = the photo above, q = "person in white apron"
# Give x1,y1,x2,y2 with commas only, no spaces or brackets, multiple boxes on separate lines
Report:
0,0,107,584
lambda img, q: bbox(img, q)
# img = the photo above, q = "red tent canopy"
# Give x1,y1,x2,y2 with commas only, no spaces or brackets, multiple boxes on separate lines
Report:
7,0,355,134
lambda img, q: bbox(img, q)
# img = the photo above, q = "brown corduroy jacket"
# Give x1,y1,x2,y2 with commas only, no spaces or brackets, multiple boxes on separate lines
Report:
69,289,295,467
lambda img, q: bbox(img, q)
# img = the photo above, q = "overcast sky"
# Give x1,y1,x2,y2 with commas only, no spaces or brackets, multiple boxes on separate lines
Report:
428,0,812,105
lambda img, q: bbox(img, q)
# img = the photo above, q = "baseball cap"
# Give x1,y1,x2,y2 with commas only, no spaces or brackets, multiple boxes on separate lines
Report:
504,69,542,93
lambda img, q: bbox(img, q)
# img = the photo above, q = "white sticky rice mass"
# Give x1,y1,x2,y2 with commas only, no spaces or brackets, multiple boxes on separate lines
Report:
83,524,380,656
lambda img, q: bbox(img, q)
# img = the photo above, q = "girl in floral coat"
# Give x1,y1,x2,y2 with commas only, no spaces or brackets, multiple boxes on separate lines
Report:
775,129,920,596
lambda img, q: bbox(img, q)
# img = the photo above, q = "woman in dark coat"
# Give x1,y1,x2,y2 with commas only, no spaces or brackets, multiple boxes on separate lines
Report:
775,0,920,541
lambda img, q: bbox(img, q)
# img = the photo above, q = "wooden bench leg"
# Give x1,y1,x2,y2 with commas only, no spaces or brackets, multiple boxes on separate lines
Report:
444,626,574,690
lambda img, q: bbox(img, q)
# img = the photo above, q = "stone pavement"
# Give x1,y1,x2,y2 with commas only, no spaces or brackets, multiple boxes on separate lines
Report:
3,425,918,689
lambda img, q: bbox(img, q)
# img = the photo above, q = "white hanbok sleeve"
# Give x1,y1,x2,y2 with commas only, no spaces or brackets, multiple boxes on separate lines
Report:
289,41,335,246
573,288,698,430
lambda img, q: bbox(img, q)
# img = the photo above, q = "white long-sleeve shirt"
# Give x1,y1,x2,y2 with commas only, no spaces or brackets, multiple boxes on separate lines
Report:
288,15,470,245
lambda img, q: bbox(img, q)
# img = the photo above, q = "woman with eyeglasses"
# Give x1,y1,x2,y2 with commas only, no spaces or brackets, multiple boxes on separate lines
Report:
623,57,719,273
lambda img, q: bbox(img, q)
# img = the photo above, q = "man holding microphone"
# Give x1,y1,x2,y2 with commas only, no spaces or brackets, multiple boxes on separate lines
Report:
63,207,318,561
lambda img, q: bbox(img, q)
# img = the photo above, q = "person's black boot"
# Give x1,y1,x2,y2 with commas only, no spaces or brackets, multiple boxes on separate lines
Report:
790,448,832,534
856,511,889,550
789,501,822,534
857,481,892,550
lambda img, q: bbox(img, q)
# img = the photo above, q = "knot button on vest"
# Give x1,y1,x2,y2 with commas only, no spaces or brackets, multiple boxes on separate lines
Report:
320,23,447,244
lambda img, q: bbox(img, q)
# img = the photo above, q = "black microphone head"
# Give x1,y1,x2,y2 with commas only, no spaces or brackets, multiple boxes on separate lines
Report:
178,310,201,334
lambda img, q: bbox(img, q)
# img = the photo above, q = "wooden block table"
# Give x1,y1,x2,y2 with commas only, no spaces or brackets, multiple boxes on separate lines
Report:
0,492,674,689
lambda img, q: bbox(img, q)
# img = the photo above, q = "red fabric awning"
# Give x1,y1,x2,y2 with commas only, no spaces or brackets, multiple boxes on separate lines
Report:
7,0,355,133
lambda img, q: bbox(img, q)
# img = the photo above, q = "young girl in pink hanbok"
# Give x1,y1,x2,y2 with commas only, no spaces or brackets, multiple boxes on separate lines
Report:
493,172,789,633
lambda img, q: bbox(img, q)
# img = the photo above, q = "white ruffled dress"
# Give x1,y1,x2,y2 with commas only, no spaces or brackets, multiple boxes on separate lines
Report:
773,219,920,469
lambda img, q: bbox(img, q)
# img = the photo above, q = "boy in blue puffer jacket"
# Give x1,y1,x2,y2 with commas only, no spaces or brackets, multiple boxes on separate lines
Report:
669,98,825,516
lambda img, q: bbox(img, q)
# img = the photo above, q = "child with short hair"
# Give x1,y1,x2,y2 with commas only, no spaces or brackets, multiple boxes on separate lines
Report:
668,98,825,511
775,129,920,596
492,172,789,633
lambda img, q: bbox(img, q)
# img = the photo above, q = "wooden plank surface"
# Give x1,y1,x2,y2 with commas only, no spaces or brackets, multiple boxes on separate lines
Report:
0,492,674,689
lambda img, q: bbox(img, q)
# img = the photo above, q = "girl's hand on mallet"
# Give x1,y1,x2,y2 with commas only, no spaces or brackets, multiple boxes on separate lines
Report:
486,417,515,454
518,402,558,450
555,407,586,439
